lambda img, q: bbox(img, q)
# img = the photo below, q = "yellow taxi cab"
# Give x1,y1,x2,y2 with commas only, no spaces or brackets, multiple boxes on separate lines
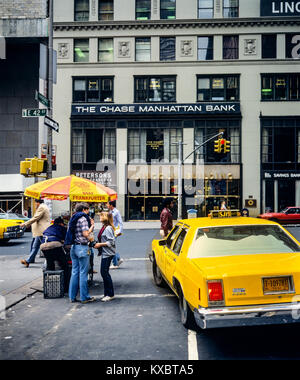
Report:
0,219,25,243
151,210,300,329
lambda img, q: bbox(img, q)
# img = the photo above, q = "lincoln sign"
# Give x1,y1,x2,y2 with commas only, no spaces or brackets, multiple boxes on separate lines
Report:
261,0,300,16
72,103,240,116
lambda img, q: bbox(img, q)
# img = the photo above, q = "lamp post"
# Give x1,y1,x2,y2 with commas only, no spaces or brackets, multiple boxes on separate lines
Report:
46,0,53,180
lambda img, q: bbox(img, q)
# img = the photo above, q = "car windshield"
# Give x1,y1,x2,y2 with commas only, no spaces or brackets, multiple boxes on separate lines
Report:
188,225,300,258
0,213,24,219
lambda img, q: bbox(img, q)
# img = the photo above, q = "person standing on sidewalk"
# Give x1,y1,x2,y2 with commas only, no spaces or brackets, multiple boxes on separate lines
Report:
107,200,124,269
160,198,175,238
20,199,51,268
68,203,96,304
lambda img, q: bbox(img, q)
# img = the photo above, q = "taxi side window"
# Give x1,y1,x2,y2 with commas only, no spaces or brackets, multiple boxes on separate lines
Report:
166,226,180,249
172,228,187,256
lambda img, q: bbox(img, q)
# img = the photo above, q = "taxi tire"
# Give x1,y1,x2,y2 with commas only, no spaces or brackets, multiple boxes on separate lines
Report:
178,289,197,330
152,257,166,288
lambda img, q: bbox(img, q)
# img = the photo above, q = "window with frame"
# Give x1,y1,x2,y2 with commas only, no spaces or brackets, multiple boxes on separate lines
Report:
195,119,241,163
223,0,239,17
136,38,151,61
73,77,114,102
161,0,176,19
223,35,239,59
197,75,239,102
99,0,114,20
136,0,151,20
128,121,183,163
98,38,113,62
160,37,175,61
172,228,187,255
198,36,213,60
72,123,116,170
261,73,300,101
75,0,90,21
134,76,176,102
74,39,89,62
198,0,214,18
261,118,300,171
262,34,277,59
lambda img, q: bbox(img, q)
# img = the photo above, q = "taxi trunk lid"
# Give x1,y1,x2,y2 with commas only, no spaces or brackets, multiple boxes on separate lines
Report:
192,253,300,307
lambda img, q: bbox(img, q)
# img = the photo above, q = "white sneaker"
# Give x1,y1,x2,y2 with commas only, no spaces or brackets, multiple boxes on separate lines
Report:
117,258,124,267
110,265,119,269
101,296,114,302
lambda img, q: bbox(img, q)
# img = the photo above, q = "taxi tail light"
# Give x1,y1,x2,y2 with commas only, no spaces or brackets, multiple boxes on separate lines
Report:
207,280,225,306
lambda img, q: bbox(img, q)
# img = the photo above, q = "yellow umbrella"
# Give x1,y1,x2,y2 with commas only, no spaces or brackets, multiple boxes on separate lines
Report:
24,175,117,203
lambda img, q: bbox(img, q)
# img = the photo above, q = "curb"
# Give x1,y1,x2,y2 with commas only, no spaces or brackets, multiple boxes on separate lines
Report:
4,277,43,310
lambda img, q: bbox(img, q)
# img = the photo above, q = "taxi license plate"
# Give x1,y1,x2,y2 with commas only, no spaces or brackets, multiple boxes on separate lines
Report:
263,277,291,294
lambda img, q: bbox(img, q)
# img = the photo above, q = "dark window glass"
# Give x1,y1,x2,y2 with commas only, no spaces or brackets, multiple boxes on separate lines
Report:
74,39,89,62
261,74,300,101
136,0,151,20
161,0,176,19
275,75,288,100
198,0,214,18
223,36,239,59
197,75,239,102
73,77,113,102
223,0,239,17
262,34,277,59
286,33,300,59
173,228,187,255
198,37,213,60
99,0,113,20
75,0,89,21
160,37,175,61
134,76,176,102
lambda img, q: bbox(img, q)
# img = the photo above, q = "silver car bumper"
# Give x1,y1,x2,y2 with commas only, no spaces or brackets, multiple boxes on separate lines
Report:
194,303,300,329
3,230,24,239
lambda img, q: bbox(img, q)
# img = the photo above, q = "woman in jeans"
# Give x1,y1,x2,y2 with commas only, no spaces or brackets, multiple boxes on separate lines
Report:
94,212,116,302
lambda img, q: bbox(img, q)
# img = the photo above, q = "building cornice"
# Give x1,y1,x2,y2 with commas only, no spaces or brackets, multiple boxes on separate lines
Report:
54,17,300,32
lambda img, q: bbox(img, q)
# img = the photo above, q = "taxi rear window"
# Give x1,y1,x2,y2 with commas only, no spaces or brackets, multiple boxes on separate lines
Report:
188,225,300,258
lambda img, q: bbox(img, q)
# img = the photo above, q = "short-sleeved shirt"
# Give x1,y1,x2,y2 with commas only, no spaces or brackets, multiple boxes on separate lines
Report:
74,216,90,244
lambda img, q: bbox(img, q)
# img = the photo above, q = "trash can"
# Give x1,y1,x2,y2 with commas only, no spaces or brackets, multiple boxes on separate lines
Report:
43,270,65,299
187,209,198,219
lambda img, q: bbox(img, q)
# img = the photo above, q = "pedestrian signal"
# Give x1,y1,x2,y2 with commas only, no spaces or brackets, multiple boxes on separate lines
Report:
20,157,47,176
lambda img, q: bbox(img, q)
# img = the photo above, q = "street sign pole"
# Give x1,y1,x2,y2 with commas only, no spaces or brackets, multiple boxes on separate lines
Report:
46,0,53,180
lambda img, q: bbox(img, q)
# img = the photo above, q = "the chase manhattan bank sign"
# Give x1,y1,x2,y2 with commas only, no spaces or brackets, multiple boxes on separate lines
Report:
261,0,300,16
72,103,240,116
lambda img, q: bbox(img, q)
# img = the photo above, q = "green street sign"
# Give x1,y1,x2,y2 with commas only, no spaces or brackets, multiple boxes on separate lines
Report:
22,108,47,118
35,91,50,108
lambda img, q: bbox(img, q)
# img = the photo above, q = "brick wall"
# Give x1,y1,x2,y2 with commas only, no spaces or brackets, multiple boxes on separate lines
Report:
0,0,48,19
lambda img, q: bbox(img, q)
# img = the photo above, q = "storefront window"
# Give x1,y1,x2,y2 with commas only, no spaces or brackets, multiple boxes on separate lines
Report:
261,74,300,101
98,38,113,62
223,0,239,17
74,39,89,62
160,37,175,61
135,38,151,61
198,37,213,60
197,75,239,101
99,0,114,20
75,0,89,21
160,0,176,19
198,0,214,18
136,0,151,20
134,76,176,102
73,77,113,102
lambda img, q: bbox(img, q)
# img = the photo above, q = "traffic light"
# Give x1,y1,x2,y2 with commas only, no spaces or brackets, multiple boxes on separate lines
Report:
219,138,226,153
224,140,231,153
20,157,47,176
214,139,221,153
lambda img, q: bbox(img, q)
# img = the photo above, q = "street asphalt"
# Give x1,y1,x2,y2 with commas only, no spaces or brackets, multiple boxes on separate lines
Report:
1,225,300,360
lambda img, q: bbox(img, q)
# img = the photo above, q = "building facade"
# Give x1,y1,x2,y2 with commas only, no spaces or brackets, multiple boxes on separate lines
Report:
52,0,300,220
0,0,48,213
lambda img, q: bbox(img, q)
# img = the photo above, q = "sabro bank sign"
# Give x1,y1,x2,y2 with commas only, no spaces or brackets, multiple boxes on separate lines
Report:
261,0,300,16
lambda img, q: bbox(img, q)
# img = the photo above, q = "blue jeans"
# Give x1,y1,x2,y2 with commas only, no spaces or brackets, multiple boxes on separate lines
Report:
69,244,91,302
112,253,120,266
101,256,114,297
26,236,43,264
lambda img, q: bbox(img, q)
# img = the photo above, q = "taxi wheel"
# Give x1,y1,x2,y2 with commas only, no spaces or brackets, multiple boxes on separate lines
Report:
152,257,166,288
179,289,196,330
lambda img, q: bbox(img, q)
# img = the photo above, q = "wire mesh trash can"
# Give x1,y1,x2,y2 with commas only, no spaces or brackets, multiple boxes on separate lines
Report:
43,270,65,299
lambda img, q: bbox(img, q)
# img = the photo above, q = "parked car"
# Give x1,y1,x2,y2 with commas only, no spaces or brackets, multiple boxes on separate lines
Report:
0,219,25,243
0,213,31,230
151,210,300,330
258,207,300,224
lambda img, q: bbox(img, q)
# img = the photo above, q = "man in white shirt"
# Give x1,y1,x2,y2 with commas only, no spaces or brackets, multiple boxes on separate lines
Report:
107,201,124,269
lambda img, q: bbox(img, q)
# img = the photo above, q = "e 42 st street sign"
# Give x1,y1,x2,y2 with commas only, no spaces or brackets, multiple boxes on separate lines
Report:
22,108,47,117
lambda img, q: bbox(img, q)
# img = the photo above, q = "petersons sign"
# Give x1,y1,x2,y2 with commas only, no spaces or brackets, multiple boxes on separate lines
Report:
72,103,240,116
261,0,300,16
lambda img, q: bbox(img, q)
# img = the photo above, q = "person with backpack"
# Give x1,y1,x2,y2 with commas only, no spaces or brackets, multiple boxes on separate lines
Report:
67,203,96,304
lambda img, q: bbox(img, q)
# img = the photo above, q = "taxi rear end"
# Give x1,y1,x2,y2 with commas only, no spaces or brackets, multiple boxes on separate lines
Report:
189,218,300,329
